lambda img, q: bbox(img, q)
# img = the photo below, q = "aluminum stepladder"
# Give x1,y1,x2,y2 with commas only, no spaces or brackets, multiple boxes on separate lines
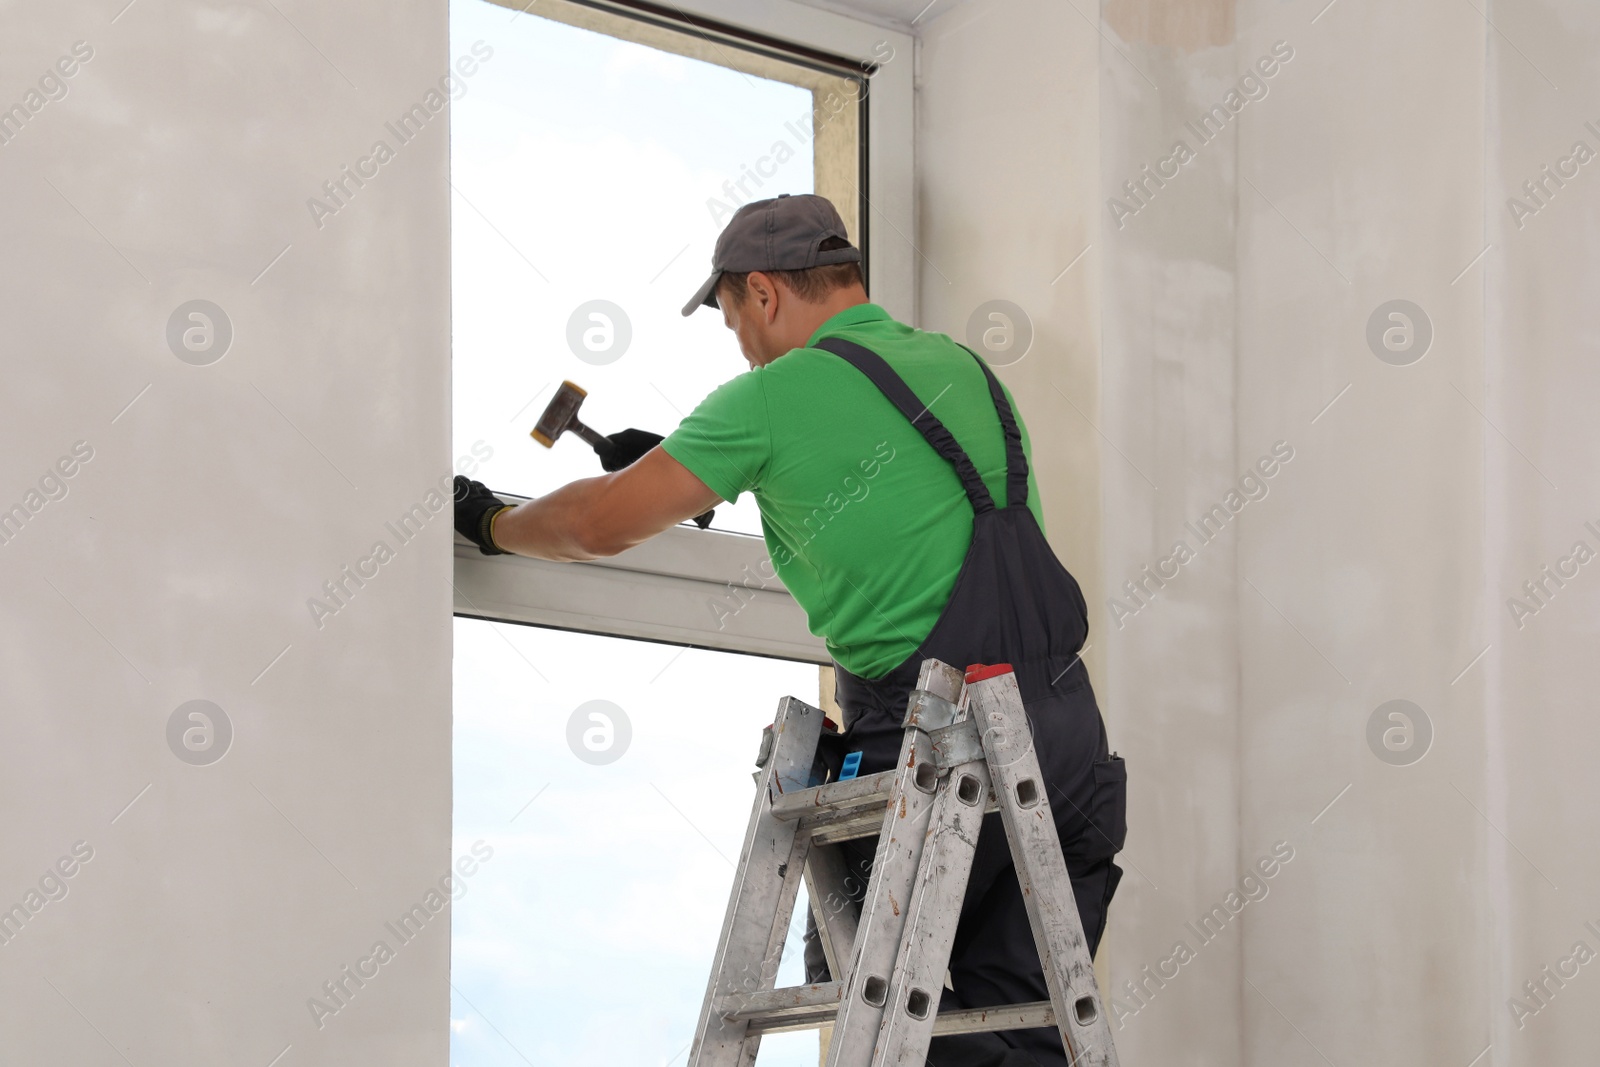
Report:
688,659,1119,1067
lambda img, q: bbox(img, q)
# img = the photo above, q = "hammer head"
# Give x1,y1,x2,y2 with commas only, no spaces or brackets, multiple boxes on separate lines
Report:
531,381,587,448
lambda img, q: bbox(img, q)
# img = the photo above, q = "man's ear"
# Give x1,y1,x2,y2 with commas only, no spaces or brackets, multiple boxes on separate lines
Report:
747,271,781,325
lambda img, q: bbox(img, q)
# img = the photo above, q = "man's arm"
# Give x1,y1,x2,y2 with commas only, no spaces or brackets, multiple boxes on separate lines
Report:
488,446,724,561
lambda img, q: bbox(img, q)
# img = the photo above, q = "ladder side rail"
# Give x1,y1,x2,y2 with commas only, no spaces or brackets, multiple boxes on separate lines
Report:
822,725,937,1067
870,756,993,1066
755,830,814,993
688,696,828,1067
968,672,1120,1067
803,841,862,983
825,659,967,1067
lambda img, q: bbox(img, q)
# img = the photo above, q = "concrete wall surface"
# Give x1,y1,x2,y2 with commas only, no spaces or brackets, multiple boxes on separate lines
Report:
1480,2,1600,1062
0,2,453,1064
917,0,1600,1063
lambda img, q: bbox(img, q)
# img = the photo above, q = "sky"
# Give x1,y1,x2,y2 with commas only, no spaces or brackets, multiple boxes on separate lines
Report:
448,2,827,1064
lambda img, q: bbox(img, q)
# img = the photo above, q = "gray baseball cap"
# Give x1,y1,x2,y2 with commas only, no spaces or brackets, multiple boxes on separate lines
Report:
681,193,861,316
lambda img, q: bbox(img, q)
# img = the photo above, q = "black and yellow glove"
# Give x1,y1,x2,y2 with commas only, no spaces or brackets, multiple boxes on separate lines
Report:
593,428,665,472
453,476,515,555
593,429,716,530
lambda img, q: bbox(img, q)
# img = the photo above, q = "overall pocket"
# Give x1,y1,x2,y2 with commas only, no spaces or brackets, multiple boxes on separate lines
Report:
1066,754,1127,864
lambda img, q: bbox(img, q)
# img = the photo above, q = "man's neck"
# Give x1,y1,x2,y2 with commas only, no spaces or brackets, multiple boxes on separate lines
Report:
790,287,869,345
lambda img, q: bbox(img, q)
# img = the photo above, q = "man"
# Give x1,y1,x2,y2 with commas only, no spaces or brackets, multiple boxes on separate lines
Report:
454,193,1126,1066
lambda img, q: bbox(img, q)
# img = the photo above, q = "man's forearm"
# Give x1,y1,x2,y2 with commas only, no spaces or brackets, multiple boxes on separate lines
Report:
467,447,723,561
490,476,614,562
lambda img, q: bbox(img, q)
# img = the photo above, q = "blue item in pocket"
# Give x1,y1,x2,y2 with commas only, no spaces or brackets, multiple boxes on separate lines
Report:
839,750,862,781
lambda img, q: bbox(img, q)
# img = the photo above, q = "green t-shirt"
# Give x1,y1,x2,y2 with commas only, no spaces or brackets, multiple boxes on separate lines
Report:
662,303,1043,678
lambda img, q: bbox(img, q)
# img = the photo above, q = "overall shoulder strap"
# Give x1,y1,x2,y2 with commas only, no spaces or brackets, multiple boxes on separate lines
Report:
958,345,1029,509
813,336,996,514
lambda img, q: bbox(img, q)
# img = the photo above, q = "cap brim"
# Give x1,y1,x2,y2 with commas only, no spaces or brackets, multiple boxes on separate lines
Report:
681,270,722,317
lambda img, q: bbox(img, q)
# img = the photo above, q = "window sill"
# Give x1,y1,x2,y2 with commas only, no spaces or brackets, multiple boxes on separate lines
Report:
452,499,826,663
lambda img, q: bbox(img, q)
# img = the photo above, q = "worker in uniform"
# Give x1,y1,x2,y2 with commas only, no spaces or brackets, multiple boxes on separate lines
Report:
453,193,1126,1067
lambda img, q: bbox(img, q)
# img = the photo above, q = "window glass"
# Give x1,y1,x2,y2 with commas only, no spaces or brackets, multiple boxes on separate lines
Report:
452,0,861,536
451,618,821,1065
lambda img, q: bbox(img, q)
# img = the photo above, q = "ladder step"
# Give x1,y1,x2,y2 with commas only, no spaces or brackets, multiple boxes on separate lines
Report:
805,797,1003,848
781,769,906,845
933,1000,1056,1037
718,984,1056,1038
805,811,889,846
769,770,896,821
717,982,842,1034
773,767,1004,846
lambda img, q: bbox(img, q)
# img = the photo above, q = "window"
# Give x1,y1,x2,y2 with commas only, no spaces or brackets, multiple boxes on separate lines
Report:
448,2,910,1063
452,620,821,1065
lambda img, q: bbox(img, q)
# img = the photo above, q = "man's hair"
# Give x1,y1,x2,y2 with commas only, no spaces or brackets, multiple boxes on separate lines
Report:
718,236,864,308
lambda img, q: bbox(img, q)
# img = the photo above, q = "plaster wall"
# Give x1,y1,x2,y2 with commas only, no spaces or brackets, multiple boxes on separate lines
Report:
917,0,1600,1061
0,4,454,1063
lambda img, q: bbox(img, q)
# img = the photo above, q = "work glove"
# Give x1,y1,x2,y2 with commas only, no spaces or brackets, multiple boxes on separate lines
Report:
593,428,664,472
594,429,717,530
453,475,513,555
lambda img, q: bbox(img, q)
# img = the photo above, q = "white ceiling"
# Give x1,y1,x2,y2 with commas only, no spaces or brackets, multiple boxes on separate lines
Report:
788,0,967,32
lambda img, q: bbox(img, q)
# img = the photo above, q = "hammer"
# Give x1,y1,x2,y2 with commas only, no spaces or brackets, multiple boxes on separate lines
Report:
530,381,608,451
530,380,717,530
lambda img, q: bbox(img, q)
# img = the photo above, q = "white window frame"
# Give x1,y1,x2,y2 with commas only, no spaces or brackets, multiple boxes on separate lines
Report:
451,0,915,663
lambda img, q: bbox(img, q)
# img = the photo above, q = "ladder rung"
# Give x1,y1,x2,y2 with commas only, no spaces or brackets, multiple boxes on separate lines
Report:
720,984,1057,1038
769,769,896,821
717,982,843,1034
800,788,1002,846
805,811,887,845
932,1000,1056,1036
804,794,1001,845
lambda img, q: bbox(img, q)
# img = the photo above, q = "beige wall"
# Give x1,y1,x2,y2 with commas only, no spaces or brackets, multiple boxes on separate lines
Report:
1483,3,1600,1062
1233,1,1489,1062
0,3,452,1064
918,0,1600,1062
915,0,1105,657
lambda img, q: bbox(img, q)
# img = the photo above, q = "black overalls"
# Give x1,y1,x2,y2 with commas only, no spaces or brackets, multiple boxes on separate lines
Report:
803,337,1128,1067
